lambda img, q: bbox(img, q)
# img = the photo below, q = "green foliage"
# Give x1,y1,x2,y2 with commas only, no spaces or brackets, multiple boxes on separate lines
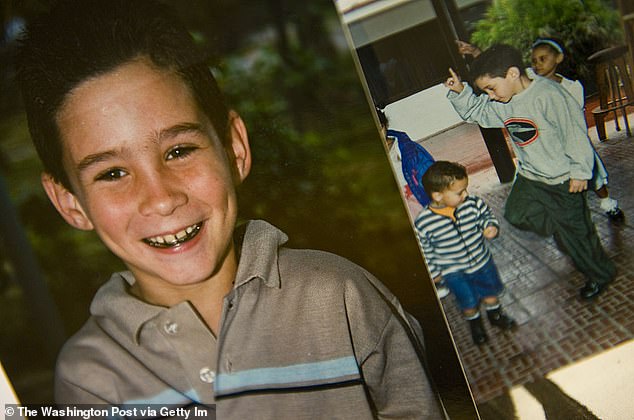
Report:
0,115,124,336
470,0,623,89
217,32,415,279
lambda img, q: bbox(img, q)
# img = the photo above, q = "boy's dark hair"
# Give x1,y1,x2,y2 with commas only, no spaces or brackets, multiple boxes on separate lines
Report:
470,43,526,81
16,0,229,190
422,161,467,194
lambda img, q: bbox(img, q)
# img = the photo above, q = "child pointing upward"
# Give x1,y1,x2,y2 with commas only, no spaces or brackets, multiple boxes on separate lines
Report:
445,44,616,300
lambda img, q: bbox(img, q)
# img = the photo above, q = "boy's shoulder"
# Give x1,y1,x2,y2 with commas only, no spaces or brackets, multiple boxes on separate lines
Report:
238,220,393,297
464,194,491,208
530,75,574,100
55,311,145,403
414,206,439,225
277,246,403,310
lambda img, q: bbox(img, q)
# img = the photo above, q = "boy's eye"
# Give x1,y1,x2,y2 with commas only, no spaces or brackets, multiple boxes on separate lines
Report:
166,145,197,161
95,168,127,182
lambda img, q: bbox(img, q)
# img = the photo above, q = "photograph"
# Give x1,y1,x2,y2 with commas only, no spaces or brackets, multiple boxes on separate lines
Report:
0,0,477,418
333,0,634,418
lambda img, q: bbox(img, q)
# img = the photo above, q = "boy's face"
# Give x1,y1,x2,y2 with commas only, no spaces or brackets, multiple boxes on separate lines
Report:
475,67,522,103
432,177,468,208
43,59,251,293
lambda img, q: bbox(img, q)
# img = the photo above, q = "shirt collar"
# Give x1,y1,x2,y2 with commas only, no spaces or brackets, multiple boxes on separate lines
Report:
428,205,457,221
90,271,170,344
234,219,288,289
90,220,289,343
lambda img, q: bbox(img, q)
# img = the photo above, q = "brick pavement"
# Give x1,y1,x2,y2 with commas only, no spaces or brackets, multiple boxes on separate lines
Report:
428,121,634,408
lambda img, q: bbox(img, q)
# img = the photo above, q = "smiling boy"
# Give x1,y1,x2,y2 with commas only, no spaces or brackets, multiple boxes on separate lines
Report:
16,0,443,417
50,58,244,332
445,44,616,301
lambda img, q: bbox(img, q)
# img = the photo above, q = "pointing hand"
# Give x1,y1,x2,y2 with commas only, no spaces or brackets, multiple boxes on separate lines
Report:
445,68,464,93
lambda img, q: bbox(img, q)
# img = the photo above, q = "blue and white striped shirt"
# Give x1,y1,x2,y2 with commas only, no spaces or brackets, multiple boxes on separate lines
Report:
415,195,499,278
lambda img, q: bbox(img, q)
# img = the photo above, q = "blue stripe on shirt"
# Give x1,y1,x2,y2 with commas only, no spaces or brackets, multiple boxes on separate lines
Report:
215,356,360,395
124,388,199,405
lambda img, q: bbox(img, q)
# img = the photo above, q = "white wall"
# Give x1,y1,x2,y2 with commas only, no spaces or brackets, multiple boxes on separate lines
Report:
1,361,20,405
383,84,463,140
340,0,486,139
346,0,434,47
342,0,485,47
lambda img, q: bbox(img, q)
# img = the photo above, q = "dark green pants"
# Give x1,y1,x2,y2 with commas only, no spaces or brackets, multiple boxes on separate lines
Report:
504,175,615,284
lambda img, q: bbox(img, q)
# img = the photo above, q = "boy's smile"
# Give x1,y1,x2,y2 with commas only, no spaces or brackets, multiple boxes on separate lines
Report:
143,221,202,248
45,59,251,302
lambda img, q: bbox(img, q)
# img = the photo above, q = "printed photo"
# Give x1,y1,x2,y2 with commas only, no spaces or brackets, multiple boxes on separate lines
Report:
333,0,634,418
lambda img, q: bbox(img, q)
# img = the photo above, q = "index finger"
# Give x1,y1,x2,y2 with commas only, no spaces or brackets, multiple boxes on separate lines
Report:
448,67,459,79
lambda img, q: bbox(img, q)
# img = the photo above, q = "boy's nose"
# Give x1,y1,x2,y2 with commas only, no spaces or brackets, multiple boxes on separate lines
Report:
138,169,187,216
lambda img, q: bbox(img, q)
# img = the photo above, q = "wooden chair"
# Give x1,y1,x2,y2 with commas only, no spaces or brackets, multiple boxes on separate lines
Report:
588,45,634,141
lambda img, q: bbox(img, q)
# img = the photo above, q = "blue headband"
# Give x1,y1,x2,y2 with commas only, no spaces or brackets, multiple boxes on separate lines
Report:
532,39,564,54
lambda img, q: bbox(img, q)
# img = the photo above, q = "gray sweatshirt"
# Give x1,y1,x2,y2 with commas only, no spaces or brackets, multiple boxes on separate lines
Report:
447,75,595,185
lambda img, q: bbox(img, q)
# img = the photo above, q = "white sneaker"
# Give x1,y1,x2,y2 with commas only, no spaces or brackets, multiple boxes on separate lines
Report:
599,197,618,213
436,284,450,299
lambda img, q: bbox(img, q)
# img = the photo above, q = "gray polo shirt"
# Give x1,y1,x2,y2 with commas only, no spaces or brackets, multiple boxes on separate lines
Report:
55,220,443,419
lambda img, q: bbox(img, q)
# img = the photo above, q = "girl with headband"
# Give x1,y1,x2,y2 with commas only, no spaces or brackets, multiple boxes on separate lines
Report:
530,37,624,223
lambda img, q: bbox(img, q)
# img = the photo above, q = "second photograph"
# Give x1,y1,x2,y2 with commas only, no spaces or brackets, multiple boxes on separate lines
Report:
334,0,634,419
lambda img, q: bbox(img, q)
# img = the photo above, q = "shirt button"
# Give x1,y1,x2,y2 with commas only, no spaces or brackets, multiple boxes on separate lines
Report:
163,321,179,335
199,367,216,383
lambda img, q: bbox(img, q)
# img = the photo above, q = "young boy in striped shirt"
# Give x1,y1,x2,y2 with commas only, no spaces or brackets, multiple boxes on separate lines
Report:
416,161,516,344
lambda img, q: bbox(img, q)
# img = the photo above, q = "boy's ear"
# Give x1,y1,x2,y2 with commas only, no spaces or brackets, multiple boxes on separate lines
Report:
226,110,252,185
41,173,94,231
430,191,443,204
506,66,521,80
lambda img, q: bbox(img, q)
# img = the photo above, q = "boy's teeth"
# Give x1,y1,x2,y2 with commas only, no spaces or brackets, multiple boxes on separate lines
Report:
145,223,201,248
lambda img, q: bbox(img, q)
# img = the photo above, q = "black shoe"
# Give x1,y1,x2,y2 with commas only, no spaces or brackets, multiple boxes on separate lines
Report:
579,280,610,300
607,207,625,223
468,316,488,345
486,308,517,331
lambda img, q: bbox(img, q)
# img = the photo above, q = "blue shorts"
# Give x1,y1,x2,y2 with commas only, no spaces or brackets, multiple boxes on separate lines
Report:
443,259,504,311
